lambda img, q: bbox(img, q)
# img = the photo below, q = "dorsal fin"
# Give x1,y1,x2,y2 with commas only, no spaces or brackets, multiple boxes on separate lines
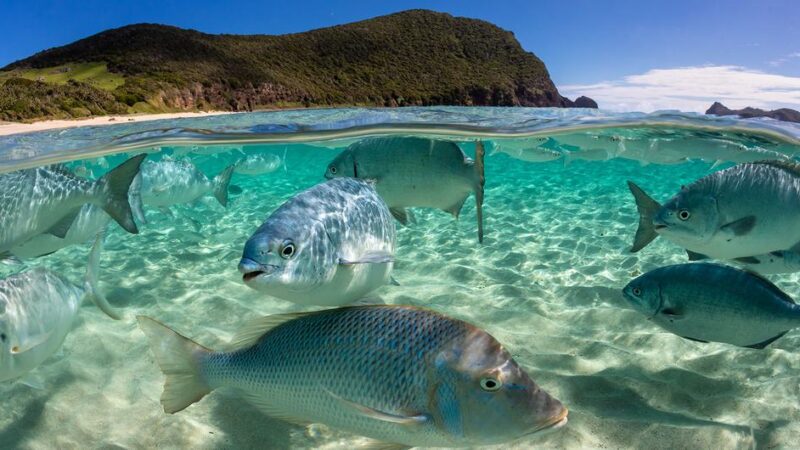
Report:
742,269,796,305
748,160,800,177
225,311,315,351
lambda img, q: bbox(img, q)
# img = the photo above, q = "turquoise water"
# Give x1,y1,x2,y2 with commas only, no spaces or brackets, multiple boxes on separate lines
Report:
1,108,800,449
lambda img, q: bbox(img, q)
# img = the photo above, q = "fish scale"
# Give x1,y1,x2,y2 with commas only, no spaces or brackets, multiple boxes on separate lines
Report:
139,305,567,447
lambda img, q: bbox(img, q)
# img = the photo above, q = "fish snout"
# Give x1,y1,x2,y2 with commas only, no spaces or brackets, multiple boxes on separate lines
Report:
238,258,276,282
533,396,569,432
653,211,670,232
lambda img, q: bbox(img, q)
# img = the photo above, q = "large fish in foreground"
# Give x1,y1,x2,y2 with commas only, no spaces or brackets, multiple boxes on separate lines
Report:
627,161,800,261
138,306,568,447
325,136,485,242
138,159,234,208
0,235,119,382
623,263,800,348
238,178,396,306
0,154,145,256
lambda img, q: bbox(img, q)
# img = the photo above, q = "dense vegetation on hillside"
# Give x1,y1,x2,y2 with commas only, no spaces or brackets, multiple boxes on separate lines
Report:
1,9,591,122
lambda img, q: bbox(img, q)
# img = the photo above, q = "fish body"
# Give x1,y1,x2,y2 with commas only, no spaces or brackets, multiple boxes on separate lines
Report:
234,154,281,175
551,133,620,153
238,178,396,306
733,250,800,275
0,155,144,254
623,263,800,348
617,139,688,166
138,160,234,208
628,161,800,259
138,306,568,447
325,136,485,242
0,236,118,381
562,147,616,165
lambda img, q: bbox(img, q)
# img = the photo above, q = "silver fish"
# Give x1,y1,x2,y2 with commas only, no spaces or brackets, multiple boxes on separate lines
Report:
628,161,800,260
325,136,485,242
238,178,396,306
138,305,568,447
623,263,800,348
234,154,282,175
491,142,562,163
0,235,118,382
138,159,234,208
11,167,147,259
0,154,145,256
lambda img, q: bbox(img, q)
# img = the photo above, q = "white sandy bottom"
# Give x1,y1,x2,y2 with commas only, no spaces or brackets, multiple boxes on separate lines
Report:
1,150,798,450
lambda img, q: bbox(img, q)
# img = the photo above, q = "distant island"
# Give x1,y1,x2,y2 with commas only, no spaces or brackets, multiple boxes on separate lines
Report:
0,10,595,123
706,102,800,124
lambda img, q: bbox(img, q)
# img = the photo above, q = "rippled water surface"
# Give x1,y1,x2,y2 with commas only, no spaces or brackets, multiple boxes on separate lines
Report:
1,108,800,449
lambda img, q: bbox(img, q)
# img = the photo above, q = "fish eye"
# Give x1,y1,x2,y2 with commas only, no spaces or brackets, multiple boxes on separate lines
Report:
329,166,337,174
280,242,296,259
678,209,691,221
631,287,642,296
480,377,502,392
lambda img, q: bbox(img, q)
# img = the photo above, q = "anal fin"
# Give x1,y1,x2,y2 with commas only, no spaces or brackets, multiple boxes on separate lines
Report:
686,250,710,261
46,209,80,238
745,332,787,349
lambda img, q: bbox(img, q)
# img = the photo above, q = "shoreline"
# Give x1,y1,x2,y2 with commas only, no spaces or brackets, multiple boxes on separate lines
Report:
0,110,238,137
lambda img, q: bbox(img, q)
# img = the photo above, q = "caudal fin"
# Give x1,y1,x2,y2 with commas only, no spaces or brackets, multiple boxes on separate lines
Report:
627,181,661,252
83,232,121,320
129,173,147,226
137,316,213,413
97,154,147,234
213,165,235,207
475,140,485,243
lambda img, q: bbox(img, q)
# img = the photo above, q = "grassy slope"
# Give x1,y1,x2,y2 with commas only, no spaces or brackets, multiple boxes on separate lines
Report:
1,10,574,122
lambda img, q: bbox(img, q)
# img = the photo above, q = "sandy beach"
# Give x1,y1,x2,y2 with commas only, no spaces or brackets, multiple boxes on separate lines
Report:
0,111,237,137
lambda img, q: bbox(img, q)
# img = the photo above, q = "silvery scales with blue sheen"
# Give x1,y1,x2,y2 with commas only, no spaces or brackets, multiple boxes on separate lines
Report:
0,108,800,448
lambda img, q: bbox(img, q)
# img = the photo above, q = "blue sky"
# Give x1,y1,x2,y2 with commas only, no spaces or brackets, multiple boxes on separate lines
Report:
2,0,799,111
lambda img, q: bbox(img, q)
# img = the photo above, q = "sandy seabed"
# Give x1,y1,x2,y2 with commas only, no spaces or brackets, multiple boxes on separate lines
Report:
0,143,797,450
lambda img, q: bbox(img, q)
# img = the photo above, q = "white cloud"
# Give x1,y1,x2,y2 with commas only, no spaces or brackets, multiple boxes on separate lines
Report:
770,52,800,67
559,65,800,113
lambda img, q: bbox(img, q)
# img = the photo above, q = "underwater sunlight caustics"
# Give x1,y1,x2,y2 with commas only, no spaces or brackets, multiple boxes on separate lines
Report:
1,108,800,449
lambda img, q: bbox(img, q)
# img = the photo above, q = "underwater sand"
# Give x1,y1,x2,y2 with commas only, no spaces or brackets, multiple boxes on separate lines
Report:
1,109,800,449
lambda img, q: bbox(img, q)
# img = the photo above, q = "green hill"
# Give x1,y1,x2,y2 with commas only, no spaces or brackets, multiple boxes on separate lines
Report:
1,9,592,122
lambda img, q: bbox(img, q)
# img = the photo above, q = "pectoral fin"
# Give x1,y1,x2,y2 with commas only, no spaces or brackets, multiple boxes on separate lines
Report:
720,216,756,236
686,251,710,261
443,196,468,219
660,308,684,320
339,251,394,266
46,209,80,238
680,336,709,344
11,331,53,354
325,388,429,426
745,332,787,349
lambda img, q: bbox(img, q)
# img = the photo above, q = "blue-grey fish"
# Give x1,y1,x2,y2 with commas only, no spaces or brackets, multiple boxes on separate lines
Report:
238,178,395,306
137,306,568,447
138,159,234,208
0,154,145,257
325,136,485,242
0,235,118,382
234,154,282,175
622,262,800,348
628,161,800,260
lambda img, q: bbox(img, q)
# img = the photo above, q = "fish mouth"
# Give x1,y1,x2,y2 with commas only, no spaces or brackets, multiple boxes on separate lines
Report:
238,258,278,283
531,407,569,434
654,224,668,231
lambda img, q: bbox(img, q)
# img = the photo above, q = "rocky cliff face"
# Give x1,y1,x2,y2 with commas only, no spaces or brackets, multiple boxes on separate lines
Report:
706,102,800,124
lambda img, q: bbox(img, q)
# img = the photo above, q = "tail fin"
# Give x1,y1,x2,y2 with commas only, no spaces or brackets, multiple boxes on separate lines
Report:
213,165,235,207
129,173,147,226
137,316,213,413
474,140,485,244
83,232,121,320
97,154,146,234
627,181,661,252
